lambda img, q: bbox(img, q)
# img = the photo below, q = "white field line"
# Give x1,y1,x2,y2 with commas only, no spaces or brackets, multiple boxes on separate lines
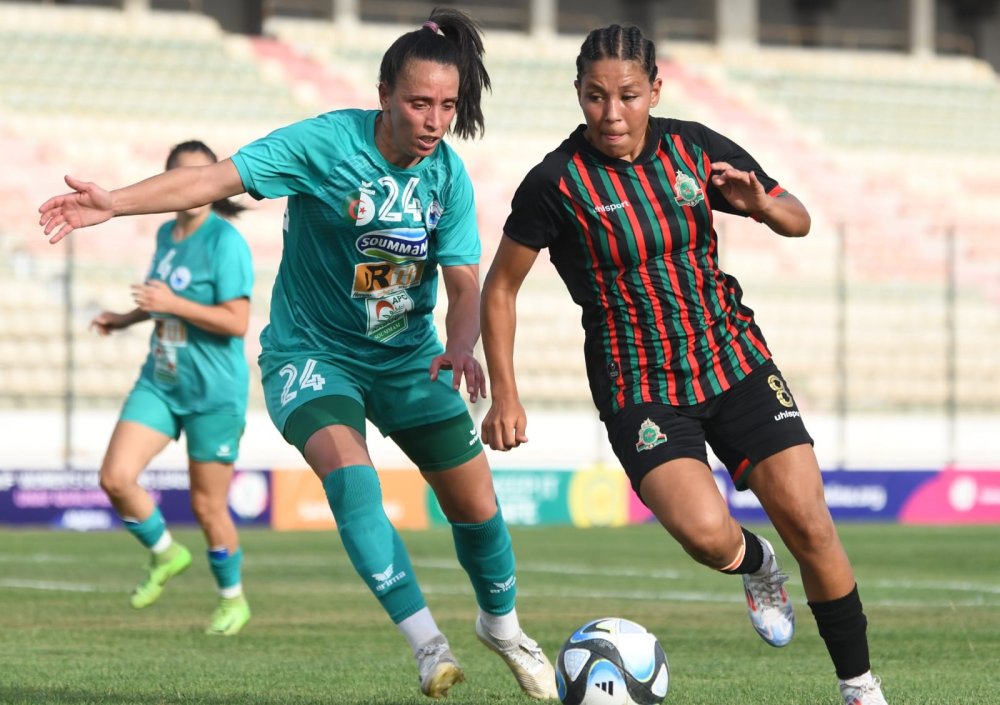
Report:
2,554,999,607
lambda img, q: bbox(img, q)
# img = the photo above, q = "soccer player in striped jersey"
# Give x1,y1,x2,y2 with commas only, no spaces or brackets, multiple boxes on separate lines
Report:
481,24,888,705
90,140,254,636
39,9,555,700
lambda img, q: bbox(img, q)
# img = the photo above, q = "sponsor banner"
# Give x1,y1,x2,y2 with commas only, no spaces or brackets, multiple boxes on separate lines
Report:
271,468,428,531
568,465,630,528
0,469,270,530
429,469,573,527
718,470,936,522
899,468,1000,524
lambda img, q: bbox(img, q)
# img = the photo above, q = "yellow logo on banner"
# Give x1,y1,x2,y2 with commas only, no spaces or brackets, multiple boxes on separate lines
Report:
568,464,629,528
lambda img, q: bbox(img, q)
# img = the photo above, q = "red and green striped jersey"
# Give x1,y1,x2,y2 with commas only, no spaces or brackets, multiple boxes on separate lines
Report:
503,117,786,419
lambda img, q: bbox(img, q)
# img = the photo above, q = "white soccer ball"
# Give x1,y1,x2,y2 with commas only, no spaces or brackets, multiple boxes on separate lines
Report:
555,617,669,705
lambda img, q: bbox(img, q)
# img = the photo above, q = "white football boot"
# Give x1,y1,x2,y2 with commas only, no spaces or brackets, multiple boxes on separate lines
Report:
475,615,558,699
742,537,795,647
415,634,464,699
840,675,889,705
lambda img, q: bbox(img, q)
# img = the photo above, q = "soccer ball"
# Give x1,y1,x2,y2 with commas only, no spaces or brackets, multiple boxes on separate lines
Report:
555,617,669,705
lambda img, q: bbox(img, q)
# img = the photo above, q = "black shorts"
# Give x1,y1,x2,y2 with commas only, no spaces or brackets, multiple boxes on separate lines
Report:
605,359,813,495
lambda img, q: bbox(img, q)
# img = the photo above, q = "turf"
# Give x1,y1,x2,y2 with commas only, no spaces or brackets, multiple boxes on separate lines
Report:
1,524,997,704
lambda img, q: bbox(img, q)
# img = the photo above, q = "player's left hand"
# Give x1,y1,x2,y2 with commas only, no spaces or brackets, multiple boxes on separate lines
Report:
430,349,488,403
710,161,769,215
132,280,177,315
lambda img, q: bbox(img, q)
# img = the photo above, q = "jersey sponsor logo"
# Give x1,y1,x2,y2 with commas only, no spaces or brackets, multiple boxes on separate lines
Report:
366,290,413,342
154,318,187,345
594,200,631,214
773,410,801,422
635,418,668,452
168,266,192,291
351,261,425,298
355,228,429,263
673,170,704,206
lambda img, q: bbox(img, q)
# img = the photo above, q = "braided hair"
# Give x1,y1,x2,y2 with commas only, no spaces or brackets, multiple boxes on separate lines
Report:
576,24,657,84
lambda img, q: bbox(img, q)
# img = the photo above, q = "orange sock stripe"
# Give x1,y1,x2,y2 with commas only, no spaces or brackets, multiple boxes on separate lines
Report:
720,535,746,572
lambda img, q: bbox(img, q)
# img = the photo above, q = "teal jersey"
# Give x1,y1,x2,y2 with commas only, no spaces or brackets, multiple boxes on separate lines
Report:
137,212,254,416
231,109,480,364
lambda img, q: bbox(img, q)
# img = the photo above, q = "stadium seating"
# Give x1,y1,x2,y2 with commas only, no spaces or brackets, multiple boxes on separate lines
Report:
1,4,997,416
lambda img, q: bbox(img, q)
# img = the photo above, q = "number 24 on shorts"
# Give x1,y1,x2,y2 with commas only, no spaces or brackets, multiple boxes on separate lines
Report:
279,359,327,406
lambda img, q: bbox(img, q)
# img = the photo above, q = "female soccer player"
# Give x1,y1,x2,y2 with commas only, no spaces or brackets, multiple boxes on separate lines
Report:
480,24,889,705
40,9,555,700
90,140,253,636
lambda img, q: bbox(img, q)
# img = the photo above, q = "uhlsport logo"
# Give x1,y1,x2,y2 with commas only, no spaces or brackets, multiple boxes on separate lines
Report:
372,563,407,592
355,228,429,263
594,200,630,214
673,170,704,206
636,418,668,452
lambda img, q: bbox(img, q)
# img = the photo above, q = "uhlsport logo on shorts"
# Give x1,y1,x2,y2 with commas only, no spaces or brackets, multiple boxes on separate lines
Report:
636,418,668,452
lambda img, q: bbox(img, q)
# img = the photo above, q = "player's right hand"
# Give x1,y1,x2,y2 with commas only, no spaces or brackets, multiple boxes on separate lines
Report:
90,311,122,336
39,175,114,244
481,395,529,451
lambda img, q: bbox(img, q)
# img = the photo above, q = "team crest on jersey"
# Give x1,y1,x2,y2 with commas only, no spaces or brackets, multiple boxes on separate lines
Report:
635,418,668,452
168,266,192,291
673,170,704,207
356,228,429,263
426,200,443,230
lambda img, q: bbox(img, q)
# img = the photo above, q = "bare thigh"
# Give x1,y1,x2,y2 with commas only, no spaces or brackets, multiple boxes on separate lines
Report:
639,458,744,568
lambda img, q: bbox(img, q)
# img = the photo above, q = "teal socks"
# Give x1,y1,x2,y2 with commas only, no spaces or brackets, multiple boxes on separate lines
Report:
323,465,426,623
122,506,166,549
208,547,243,593
451,506,517,615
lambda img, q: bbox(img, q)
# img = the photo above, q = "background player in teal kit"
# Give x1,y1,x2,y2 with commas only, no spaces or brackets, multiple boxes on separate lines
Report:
88,140,253,636
480,24,888,705
39,9,556,700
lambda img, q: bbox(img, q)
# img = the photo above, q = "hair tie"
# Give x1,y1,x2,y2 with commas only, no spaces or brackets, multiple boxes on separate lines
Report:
422,20,442,35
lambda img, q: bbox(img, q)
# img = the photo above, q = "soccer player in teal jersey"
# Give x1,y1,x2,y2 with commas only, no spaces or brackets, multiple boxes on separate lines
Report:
481,25,889,705
88,141,253,636
39,9,556,700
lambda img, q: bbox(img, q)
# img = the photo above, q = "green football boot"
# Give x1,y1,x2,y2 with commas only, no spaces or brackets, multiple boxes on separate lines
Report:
129,543,192,609
206,595,251,636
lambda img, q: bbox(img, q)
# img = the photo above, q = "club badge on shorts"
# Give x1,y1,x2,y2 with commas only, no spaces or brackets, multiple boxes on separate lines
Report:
636,418,668,452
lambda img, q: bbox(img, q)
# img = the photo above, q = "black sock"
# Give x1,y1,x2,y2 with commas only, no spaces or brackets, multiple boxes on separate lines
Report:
720,527,765,575
808,584,871,680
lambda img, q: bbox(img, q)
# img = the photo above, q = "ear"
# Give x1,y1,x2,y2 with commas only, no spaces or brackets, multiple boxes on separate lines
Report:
649,76,663,109
574,79,582,103
378,81,391,111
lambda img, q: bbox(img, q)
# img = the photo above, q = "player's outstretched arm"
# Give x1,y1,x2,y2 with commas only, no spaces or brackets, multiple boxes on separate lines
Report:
710,160,811,237
432,263,488,403
39,159,246,244
480,235,539,451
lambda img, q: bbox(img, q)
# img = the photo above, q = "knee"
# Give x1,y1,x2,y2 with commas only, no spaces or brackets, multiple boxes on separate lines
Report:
98,466,135,500
190,491,227,525
672,513,740,568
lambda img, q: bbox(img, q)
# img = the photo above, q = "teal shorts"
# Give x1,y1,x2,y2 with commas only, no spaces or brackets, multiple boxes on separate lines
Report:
260,337,471,443
120,385,245,463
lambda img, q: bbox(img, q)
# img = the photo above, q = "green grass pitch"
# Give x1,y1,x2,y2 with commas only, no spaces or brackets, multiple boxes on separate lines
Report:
1,523,998,704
